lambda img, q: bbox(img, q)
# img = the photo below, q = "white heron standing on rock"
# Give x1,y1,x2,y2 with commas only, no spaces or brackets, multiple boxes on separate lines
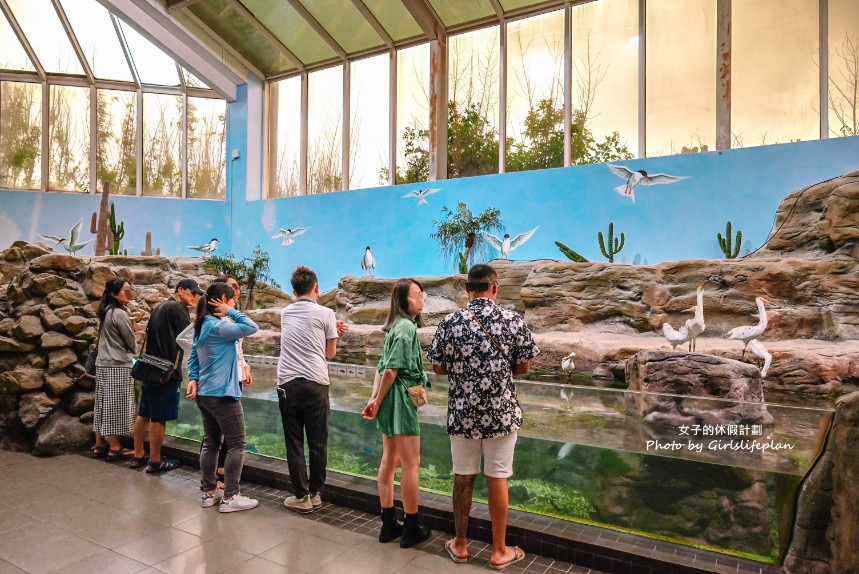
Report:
727,296,771,358
684,283,706,352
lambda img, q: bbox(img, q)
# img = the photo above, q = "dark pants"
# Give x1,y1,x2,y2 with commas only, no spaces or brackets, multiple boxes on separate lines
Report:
197,396,246,498
278,378,329,498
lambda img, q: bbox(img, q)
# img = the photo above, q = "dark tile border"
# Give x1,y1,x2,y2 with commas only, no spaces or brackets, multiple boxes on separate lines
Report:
146,435,782,574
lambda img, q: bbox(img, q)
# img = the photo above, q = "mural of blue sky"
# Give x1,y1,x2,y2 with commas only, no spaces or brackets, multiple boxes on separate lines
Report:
2,135,858,292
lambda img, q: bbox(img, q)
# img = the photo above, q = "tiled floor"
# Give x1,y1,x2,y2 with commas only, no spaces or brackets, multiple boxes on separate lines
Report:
0,449,605,574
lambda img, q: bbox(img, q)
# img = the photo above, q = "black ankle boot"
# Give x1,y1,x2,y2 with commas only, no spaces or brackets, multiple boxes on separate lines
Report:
379,507,403,543
399,513,431,548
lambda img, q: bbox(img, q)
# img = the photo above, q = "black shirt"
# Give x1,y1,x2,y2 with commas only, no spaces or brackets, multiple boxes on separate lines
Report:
145,298,191,380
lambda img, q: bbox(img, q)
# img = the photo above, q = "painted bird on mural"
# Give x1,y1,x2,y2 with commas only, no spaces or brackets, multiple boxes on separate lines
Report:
361,246,376,277
272,228,308,246
607,164,688,203
483,226,539,259
39,219,91,255
187,238,220,256
402,188,440,205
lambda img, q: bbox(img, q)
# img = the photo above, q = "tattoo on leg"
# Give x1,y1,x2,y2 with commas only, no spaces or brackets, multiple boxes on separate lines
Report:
453,475,475,538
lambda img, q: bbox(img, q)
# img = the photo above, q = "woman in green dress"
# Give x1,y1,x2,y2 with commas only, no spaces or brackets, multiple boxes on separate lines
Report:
362,278,432,548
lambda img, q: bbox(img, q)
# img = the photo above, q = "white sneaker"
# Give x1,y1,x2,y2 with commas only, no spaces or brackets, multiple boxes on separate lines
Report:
219,493,259,513
310,492,322,509
283,494,314,513
201,488,224,508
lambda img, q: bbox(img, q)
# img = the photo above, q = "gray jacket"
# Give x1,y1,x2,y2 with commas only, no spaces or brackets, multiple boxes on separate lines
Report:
96,307,138,367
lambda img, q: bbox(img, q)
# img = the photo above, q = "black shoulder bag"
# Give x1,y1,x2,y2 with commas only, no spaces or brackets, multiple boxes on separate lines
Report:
131,331,181,385
466,307,510,363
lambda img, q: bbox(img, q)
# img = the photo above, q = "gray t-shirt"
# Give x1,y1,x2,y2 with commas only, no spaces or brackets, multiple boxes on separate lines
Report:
277,300,338,386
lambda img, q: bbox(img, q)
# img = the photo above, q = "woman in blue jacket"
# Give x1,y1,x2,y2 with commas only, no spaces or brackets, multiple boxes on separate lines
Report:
187,282,259,513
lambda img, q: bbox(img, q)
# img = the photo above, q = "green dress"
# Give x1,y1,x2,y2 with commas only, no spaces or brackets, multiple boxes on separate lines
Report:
375,317,429,437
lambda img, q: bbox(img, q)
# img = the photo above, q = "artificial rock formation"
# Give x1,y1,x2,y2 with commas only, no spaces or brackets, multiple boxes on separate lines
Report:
784,391,859,574
0,243,290,454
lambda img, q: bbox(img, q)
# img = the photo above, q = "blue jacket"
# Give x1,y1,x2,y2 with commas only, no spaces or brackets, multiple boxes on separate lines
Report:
188,309,259,399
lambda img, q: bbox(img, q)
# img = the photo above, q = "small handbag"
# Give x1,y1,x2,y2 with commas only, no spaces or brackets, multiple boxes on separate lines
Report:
84,343,98,375
404,381,428,408
131,333,181,385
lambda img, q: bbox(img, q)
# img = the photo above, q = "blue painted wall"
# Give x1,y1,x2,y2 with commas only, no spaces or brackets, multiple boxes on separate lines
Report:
2,104,857,291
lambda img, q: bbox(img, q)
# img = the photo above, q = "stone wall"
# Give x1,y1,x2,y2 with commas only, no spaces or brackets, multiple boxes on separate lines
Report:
0,242,289,454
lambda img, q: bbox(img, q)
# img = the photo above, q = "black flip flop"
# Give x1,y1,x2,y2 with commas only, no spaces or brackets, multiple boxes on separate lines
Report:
128,456,149,468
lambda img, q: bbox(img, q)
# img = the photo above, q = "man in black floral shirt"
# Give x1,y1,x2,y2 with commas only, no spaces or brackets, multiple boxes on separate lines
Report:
427,264,539,569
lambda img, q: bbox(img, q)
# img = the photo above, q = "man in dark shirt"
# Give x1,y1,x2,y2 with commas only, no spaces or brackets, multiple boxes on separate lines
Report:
131,278,203,472
427,264,539,570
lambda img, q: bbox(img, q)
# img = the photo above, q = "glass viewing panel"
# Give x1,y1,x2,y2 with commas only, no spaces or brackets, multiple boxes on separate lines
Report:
732,0,819,147
0,13,35,72
96,89,137,197
269,76,301,198
118,20,180,86
307,65,343,194
396,44,430,184
182,68,211,90
142,92,183,197
48,85,90,192
828,0,859,138
186,97,226,200
506,9,566,172
61,0,134,82
350,55,390,189
646,0,716,156
0,81,42,190
448,26,500,178
169,360,833,565
570,0,639,158
7,0,84,75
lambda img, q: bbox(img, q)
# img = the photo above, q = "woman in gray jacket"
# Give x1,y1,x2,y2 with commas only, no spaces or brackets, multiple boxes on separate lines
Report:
92,277,138,460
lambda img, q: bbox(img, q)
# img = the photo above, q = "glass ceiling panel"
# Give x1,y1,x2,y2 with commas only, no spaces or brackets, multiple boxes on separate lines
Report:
7,0,84,75
0,12,35,72
60,0,133,82
182,68,211,90
117,19,181,86
243,0,337,65
499,0,553,10
362,0,423,41
188,0,295,77
428,0,493,27
299,0,384,54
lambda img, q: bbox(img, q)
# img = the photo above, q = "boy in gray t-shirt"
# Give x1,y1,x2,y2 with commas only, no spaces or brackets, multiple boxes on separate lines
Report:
278,266,348,513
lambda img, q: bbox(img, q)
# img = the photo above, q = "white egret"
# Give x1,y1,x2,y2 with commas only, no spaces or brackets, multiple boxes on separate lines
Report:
747,339,772,378
727,297,771,358
40,219,91,255
682,283,706,352
561,352,576,372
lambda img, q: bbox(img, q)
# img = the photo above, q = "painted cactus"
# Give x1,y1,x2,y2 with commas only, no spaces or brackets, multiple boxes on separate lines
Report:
555,241,588,262
598,222,625,263
718,220,742,259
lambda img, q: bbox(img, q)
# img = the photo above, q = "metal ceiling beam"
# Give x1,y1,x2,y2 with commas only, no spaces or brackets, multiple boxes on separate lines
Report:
0,0,46,80
486,0,504,21
97,0,242,101
223,0,306,72
401,0,444,41
51,0,95,84
284,0,348,60
351,0,393,48
166,0,204,12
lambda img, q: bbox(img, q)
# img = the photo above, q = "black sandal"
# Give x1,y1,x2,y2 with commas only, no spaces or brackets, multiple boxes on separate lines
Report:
128,455,149,468
145,459,180,473
106,448,134,461
91,446,108,459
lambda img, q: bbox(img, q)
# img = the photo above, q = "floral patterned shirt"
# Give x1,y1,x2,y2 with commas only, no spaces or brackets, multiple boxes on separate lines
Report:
426,298,539,439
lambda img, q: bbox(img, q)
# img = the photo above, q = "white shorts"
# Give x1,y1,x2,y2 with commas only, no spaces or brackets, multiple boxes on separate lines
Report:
450,431,518,479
